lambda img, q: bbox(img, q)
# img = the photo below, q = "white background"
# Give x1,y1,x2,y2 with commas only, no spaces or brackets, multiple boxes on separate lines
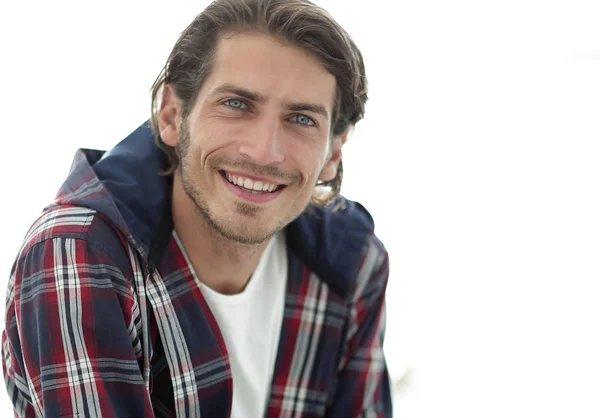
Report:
1,0,600,416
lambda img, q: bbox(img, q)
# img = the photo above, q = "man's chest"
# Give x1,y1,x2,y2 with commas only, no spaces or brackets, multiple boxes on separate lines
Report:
146,240,349,417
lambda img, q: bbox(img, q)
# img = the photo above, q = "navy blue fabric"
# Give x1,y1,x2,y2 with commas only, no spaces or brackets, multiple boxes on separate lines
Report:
92,122,170,258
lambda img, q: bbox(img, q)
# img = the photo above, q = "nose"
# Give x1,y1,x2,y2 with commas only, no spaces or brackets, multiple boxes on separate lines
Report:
237,114,285,165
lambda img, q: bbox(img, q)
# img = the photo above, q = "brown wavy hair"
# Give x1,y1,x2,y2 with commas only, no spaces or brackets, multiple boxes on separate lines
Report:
150,0,368,206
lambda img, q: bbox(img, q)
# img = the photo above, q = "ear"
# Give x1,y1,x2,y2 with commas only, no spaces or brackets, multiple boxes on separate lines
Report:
319,125,353,182
157,84,182,147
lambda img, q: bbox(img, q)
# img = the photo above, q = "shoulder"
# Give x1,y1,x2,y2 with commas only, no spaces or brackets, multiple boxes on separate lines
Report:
286,198,389,300
21,204,97,248
6,205,140,321
19,204,129,258
11,204,137,289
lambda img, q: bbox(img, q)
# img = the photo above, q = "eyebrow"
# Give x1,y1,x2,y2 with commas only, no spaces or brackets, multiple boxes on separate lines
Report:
212,83,265,102
211,83,330,119
285,102,329,119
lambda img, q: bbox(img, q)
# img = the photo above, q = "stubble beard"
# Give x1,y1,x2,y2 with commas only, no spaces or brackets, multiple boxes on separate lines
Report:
176,125,290,245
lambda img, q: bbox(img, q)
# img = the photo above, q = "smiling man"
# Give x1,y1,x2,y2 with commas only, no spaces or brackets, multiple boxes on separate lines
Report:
2,1,392,417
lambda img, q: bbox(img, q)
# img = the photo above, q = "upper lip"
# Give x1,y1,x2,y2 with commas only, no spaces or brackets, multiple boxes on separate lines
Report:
220,169,289,186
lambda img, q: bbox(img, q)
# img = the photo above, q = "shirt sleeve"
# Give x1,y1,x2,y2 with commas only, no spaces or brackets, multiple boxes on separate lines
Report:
326,236,393,418
2,234,153,418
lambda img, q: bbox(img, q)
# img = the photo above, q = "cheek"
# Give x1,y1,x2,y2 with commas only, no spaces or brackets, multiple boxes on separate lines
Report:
299,145,328,178
202,115,248,143
185,124,226,163
288,152,326,190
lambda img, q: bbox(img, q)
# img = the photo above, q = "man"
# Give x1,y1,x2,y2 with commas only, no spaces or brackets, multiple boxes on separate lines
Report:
2,0,392,416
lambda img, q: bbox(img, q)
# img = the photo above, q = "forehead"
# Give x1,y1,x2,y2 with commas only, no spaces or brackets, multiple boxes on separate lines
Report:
202,32,336,111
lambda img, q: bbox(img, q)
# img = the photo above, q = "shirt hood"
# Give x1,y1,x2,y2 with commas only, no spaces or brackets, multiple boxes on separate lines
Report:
50,122,170,260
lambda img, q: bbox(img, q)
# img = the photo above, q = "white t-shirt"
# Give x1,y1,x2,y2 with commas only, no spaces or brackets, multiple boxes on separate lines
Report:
195,232,287,418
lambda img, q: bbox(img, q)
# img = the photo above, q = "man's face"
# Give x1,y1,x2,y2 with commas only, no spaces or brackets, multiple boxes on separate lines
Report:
161,32,339,244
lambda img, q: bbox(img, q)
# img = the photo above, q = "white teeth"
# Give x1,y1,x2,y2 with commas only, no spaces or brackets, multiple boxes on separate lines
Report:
224,172,280,193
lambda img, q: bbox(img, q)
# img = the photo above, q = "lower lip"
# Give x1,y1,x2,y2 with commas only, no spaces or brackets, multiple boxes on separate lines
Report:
220,172,284,203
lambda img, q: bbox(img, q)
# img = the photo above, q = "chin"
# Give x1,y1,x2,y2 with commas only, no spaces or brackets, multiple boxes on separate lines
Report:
214,217,281,244
203,202,284,244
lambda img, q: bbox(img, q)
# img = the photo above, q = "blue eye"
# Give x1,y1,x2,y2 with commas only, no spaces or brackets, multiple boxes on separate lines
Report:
290,114,316,127
224,99,248,109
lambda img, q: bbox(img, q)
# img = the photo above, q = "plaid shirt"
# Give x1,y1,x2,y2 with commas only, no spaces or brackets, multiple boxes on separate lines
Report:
2,124,392,417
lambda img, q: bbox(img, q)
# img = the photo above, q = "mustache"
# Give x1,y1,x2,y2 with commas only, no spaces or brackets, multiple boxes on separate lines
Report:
211,157,300,183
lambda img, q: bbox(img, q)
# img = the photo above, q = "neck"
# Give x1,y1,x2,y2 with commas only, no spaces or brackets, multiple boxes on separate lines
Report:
171,172,270,295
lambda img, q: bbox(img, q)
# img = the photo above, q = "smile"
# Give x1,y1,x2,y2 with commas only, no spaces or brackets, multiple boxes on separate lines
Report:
220,170,285,193
219,170,286,202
